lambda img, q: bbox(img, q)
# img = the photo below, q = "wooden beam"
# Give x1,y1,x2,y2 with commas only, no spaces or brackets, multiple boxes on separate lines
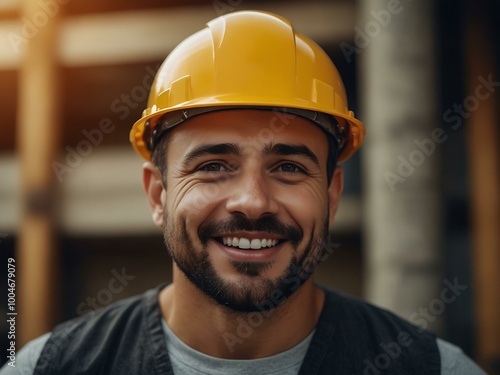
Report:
17,0,61,345
0,21,23,69
466,0,500,373
0,1,354,70
0,0,19,12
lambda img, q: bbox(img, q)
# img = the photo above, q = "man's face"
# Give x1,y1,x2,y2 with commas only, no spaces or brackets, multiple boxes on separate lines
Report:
154,109,342,312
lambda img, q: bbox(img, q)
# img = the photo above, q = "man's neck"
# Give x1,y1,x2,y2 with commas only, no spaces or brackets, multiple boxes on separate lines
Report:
159,268,325,359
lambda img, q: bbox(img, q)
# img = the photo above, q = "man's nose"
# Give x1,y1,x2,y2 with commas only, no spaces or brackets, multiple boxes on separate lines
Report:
225,170,279,220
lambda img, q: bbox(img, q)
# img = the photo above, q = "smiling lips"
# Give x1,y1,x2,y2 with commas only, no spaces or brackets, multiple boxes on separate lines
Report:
219,237,281,250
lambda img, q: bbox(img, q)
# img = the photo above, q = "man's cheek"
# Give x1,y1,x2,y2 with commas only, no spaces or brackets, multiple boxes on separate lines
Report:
178,187,223,218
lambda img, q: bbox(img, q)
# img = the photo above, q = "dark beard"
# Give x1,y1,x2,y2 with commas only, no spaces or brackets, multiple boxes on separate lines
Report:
163,213,329,313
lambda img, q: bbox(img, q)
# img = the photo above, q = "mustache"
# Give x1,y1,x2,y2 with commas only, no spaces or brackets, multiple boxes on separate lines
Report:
198,215,303,246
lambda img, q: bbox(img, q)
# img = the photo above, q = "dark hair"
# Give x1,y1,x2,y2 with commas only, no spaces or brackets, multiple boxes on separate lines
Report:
151,132,171,187
325,132,339,183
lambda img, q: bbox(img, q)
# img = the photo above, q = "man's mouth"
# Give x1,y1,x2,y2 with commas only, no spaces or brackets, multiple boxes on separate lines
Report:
213,237,284,250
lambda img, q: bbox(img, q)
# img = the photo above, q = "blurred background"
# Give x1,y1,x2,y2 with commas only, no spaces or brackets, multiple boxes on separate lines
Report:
0,0,498,372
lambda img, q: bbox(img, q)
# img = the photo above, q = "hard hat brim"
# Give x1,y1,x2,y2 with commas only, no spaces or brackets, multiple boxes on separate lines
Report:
130,100,364,163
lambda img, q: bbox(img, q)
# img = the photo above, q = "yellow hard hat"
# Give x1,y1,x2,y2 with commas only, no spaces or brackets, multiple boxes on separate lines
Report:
130,10,365,163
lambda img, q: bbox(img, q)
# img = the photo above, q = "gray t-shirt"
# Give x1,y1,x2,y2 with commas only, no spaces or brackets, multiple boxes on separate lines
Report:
163,321,313,375
0,323,487,375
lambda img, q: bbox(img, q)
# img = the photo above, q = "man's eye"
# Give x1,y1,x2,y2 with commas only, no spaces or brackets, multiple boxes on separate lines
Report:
199,163,228,172
275,163,303,174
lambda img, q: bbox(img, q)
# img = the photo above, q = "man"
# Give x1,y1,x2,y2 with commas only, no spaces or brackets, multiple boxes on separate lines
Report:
2,10,485,375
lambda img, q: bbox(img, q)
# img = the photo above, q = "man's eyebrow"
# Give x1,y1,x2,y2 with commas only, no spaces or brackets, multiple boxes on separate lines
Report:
262,143,320,168
182,143,242,166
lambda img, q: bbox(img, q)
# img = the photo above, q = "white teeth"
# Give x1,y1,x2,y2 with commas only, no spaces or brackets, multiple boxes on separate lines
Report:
239,238,251,249
221,237,280,249
250,239,261,249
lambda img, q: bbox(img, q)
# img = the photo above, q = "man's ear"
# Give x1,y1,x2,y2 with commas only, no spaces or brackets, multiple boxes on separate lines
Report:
327,166,344,227
143,162,166,228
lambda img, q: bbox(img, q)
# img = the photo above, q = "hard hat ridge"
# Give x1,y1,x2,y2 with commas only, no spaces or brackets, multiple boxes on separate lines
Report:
130,10,365,162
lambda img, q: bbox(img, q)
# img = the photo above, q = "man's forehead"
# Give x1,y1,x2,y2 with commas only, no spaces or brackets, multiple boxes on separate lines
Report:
163,122,328,175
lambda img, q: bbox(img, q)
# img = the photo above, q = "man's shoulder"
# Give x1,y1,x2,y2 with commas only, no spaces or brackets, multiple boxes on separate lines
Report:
437,339,487,375
0,333,50,375
31,284,166,374
50,283,164,342
0,291,155,375
322,287,429,335
319,288,486,374
315,288,440,373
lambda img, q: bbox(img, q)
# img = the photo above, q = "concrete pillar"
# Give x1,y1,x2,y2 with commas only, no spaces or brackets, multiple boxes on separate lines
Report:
359,0,443,331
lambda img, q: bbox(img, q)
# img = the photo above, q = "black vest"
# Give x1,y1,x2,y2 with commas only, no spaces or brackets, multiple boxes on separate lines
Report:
34,284,440,374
